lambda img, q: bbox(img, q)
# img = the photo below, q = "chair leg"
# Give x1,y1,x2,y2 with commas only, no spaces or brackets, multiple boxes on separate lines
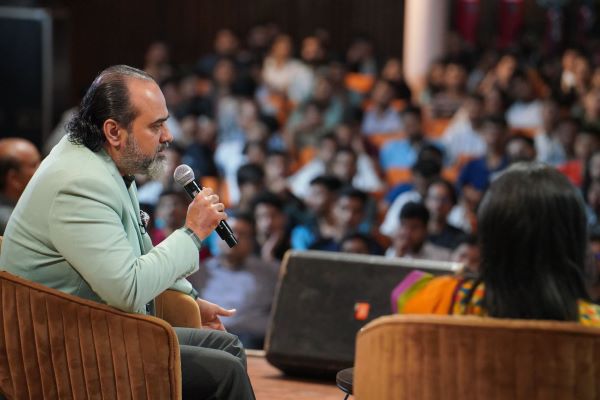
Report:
343,394,350,400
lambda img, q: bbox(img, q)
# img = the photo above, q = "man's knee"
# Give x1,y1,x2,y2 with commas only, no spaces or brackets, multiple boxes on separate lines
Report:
222,332,247,368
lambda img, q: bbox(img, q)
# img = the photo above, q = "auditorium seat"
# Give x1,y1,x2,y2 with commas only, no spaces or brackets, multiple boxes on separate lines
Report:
345,73,375,94
354,314,600,400
384,167,412,187
423,117,452,138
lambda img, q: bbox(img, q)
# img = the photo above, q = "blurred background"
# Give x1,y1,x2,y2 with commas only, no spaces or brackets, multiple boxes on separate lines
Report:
3,0,600,348
1,0,596,147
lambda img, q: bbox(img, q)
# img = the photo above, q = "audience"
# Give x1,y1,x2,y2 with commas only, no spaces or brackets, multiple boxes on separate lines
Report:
0,138,41,235
250,192,291,262
188,213,279,349
291,175,342,250
424,179,466,250
24,22,600,341
451,234,480,275
386,201,451,261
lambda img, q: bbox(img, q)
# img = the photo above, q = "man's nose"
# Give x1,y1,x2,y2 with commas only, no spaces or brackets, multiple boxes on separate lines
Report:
161,125,173,143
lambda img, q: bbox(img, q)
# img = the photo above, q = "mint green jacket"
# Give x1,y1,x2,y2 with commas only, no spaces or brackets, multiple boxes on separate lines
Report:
0,136,199,314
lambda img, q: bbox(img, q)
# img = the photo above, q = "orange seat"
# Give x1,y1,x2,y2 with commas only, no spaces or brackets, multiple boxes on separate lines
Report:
201,176,231,209
444,154,478,184
362,99,407,112
298,146,316,167
345,73,375,94
424,118,452,138
201,176,220,192
385,167,412,187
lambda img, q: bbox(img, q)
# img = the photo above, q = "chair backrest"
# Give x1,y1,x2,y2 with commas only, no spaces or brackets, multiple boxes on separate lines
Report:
354,314,600,400
0,270,182,399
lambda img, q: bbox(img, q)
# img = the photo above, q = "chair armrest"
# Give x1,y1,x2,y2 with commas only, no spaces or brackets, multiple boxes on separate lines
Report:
155,289,202,328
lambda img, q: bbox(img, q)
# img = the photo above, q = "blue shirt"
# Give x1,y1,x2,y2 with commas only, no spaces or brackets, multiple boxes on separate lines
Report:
379,139,419,171
191,256,279,336
457,156,509,192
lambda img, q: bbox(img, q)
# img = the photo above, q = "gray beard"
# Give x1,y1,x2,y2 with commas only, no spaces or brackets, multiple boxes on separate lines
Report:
120,137,167,179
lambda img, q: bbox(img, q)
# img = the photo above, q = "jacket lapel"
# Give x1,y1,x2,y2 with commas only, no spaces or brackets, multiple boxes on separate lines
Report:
97,149,146,256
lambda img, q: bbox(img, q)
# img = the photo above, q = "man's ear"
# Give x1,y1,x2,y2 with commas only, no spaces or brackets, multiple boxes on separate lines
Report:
103,119,125,149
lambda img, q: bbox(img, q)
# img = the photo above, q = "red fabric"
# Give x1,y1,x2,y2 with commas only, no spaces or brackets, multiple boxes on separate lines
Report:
557,160,583,187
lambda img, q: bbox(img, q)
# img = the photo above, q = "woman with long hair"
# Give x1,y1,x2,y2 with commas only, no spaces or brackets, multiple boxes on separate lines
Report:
393,162,599,325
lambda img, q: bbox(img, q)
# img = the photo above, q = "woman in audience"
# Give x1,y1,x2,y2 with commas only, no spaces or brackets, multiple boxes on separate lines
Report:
394,163,600,325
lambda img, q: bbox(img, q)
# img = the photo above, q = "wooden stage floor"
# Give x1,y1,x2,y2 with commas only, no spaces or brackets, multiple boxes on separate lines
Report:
247,351,344,400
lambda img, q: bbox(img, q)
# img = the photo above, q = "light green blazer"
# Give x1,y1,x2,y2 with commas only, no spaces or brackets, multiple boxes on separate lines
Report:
0,136,199,314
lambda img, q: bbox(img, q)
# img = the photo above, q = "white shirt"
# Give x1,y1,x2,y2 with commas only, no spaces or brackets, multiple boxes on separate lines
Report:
506,100,543,129
288,155,385,200
441,112,486,165
214,140,247,205
534,131,566,166
384,242,452,262
379,190,422,237
361,107,403,135
262,58,314,103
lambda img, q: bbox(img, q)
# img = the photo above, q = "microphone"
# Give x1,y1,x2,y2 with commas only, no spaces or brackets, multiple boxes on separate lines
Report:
173,165,238,248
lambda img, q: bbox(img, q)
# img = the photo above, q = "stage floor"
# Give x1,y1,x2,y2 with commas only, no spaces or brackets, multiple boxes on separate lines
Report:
247,351,344,400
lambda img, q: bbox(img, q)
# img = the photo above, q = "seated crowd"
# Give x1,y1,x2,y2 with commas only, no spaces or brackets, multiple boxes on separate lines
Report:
5,24,600,347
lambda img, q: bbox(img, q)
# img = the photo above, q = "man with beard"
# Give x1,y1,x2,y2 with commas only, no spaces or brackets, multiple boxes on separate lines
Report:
0,65,255,399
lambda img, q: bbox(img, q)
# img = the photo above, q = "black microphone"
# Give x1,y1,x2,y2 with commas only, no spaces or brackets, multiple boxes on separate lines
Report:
173,165,238,248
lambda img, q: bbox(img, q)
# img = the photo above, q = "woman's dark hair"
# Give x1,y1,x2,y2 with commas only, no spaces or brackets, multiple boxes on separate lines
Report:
478,162,590,321
67,65,154,152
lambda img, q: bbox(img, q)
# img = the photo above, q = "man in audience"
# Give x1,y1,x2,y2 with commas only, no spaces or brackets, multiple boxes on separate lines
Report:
506,70,543,129
441,93,486,165
288,133,338,199
310,187,375,252
557,127,600,187
235,163,265,213
452,234,480,275
0,66,255,399
424,179,466,250
379,105,430,171
0,137,41,235
506,134,537,164
386,201,451,261
380,158,442,237
250,191,290,262
291,175,342,250
535,98,565,165
457,115,509,194
189,213,279,350
361,79,403,135
340,232,381,255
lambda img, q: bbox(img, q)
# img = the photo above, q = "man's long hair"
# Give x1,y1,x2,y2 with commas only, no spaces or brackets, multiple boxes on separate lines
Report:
67,65,154,152
478,162,590,321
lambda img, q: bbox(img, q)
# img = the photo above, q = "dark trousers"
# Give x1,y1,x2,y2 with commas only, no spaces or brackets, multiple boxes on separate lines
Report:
175,327,256,400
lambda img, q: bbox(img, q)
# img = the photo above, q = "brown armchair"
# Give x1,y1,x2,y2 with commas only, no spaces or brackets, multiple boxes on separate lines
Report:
354,314,600,400
0,235,201,399
0,270,182,399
